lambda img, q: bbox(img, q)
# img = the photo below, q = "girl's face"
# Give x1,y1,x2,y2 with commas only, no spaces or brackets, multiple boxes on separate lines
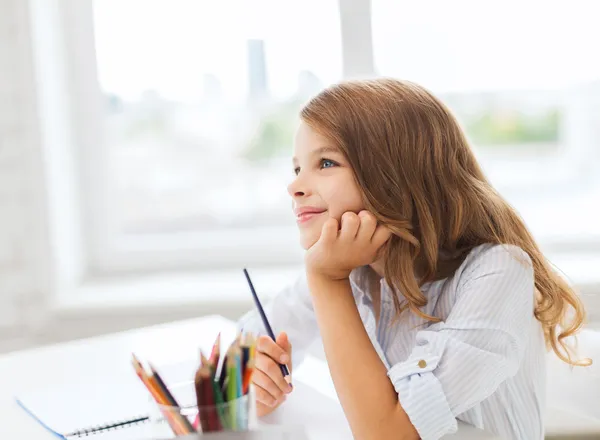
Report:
288,121,365,250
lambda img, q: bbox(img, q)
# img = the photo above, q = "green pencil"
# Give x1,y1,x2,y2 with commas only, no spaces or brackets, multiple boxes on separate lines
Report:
226,351,238,430
211,374,227,429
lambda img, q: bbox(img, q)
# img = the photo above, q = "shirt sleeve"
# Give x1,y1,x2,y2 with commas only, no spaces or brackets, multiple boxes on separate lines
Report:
387,245,535,440
237,272,319,369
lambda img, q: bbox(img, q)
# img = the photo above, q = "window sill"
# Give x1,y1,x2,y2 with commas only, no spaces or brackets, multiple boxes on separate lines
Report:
53,265,304,316
52,252,600,325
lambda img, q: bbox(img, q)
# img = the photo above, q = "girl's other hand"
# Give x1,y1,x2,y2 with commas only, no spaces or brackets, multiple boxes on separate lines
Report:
252,332,293,417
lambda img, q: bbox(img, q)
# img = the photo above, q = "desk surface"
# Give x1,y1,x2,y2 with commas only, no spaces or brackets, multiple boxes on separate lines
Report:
0,315,587,439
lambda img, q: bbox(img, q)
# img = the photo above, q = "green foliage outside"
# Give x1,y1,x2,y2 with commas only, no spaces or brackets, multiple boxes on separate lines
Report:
464,109,560,146
242,100,302,161
245,104,561,161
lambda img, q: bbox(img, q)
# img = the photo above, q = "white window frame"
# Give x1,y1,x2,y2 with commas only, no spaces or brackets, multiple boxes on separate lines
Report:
55,0,599,278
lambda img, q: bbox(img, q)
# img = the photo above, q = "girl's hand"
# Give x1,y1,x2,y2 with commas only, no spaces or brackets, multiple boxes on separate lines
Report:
305,210,391,281
252,332,293,417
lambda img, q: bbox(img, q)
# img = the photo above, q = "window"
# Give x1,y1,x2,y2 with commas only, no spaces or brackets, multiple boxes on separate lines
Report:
72,0,599,276
371,0,600,252
86,0,344,273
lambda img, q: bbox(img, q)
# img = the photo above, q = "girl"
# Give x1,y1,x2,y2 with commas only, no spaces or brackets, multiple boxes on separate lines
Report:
238,78,590,440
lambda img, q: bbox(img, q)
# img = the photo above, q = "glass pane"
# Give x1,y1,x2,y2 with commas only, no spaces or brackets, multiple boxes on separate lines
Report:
372,0,600,243
93,0,342,234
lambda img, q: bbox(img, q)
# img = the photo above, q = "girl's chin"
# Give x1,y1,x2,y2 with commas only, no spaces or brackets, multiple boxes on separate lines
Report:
299,230,321,250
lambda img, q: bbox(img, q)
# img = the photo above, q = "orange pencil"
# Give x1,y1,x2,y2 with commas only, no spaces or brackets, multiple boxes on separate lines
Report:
131,355,190,436
149,364,195,434
242,357,255,395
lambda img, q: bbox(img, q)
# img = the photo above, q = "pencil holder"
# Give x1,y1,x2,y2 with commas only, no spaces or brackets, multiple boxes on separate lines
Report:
148,382,258,438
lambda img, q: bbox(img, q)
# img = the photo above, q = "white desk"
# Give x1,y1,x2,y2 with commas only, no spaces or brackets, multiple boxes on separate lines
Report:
0,316,500,439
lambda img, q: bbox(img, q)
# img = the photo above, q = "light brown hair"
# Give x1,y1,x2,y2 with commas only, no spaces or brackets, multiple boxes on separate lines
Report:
301,78,590,366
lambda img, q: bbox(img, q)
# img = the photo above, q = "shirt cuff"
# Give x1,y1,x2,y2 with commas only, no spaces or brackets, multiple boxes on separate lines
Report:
388,350,457,440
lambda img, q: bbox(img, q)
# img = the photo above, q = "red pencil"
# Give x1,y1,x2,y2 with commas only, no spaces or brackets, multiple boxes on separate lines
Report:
194,364,210,433
201,352,221,432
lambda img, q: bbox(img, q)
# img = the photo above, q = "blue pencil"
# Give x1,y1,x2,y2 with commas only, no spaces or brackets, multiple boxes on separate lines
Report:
243,268,292,384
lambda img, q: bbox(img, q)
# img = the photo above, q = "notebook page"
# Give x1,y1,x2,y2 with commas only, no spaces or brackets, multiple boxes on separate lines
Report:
15,359,198,436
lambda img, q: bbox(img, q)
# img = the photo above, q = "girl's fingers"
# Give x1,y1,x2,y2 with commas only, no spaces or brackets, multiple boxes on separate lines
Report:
320,217,339,244
251,369,285,401
254,352,293,395
371,224,392,248
340,212,360,240
357,210,378,241
275,332,293,372
254,384,280,408
256,335,290,364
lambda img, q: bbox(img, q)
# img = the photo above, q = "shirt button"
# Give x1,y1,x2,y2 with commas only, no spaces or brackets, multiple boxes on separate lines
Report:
418,359,427,368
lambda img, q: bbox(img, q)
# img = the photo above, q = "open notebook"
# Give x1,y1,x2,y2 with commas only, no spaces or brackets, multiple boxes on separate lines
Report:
15,360,197,439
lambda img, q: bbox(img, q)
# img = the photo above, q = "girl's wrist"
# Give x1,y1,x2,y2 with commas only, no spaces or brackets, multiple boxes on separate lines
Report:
306,270,352,297
306,269,349,283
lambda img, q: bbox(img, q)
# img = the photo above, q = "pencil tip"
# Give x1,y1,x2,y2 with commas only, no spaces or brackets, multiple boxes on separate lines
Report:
200,350,209,365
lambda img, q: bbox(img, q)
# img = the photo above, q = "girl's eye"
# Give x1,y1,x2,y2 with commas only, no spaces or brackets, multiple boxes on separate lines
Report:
293,166,301,176
320,159,337,169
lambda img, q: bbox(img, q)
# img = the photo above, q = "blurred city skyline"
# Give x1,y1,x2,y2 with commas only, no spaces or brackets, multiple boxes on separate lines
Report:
93,0,600,100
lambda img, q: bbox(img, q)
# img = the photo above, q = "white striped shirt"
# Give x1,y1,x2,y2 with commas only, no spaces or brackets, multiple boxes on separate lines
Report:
239,244,547,440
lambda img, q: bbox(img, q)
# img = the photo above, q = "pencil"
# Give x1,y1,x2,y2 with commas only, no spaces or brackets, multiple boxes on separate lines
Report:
246,333,256,366
211,368,227,429
243,268,292,384
194,364,210,433
234,347,244,430
148,372,193,435
242,357,255,395
218,349,229,394
209,332,221,371
200,352,222,432
131,355,189,436
149,364,195,433
226,350,238,430
240,334,250,378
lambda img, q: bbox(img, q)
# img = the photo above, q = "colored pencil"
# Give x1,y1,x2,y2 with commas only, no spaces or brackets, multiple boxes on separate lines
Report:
149,364,195,433
211,372,227,429
241,336,250,377
234,347,244,429
209,332,221,370
243,268,291,384
148,374,192,435
242,357,255,395
133,329,258,435
226,349,238,430
201,352,222,432
131,355,189,436
194,364,210,433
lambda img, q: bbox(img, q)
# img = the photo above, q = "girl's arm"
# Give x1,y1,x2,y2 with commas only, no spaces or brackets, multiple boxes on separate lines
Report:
308,274,419,440
306,211,538,440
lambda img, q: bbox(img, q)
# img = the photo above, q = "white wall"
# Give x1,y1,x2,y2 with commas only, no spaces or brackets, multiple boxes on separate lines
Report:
0,0,55,352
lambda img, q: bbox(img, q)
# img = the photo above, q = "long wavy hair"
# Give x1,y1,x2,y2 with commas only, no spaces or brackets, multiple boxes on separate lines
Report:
301,78,590,366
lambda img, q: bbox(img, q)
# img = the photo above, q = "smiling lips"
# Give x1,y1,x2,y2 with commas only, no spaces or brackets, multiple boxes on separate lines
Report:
294,207,327,224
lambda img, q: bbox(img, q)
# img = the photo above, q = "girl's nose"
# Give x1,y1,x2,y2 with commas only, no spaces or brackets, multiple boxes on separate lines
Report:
287,176,308,198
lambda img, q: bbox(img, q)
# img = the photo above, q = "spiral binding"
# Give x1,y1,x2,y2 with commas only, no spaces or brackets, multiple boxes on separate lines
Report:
65,415,150,437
